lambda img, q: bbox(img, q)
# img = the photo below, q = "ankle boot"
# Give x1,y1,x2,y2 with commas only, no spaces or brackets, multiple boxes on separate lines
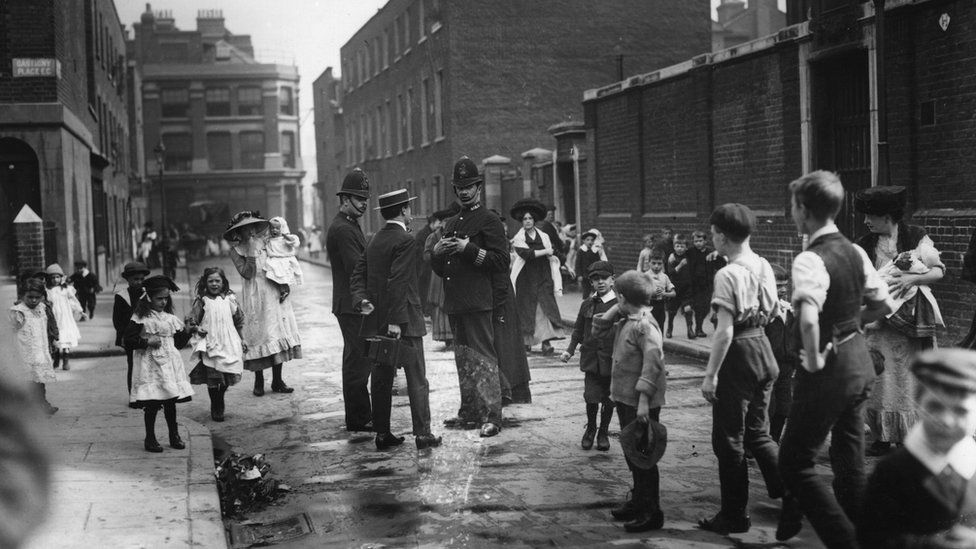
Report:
209,387,224,422
270,364,293,393
61,351,70,370
624,486,664,532
144,406,162,452
610,490,637,521
163,403,184,449
596,403,614,451
581,423,596,450
253,371,265,396
686,316,696,339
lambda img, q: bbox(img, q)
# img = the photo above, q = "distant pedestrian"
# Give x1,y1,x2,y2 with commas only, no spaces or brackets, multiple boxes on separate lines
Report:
538,204,566,266
205,235,220,257
45,264,84,371
592,270,667,532
636,233,657,275
697,203,790,537
764,263,799,443
510,198,565,355
653,227,673,261
186,267,245,423
575,229,607,298
687,230,712,338
423,205,460,351
68,260,102,319
665,234,695,339
122,275,194,453
9,279,59,415
561,224,578,278
308,226,323,259
642,250,675,329
113,262,150,395
561,260,617,452
264,216,304,300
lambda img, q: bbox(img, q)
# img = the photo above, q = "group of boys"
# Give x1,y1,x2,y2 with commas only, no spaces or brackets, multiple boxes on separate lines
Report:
561,170,976,546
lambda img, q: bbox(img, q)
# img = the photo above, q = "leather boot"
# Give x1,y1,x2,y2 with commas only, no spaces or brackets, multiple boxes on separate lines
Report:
163,402,185,450
209,387,224,422
596,403,614,451
581,423,596,450
253,371,265,396
686,316,696,339
61,350,71,370
144,406,162,453
610,490,637,521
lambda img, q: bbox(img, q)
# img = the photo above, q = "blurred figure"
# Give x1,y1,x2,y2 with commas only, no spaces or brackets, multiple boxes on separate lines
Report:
68,260,101,319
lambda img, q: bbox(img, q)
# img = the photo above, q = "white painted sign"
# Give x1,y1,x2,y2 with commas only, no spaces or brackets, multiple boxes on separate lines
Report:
12,58,60,78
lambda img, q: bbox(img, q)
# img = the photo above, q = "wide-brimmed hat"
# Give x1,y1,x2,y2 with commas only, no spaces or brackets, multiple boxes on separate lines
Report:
853,186,906,216
451,156,483,187
338,168,371,199
509,198,547,222
619,419,668,470
224,210,270,242
374,189,417,211
143,275,179,295
45,264,64,276
120,262,150,278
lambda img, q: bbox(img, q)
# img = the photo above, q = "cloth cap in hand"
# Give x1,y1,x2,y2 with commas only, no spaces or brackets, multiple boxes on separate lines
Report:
619,419,667,469
912,349,976,394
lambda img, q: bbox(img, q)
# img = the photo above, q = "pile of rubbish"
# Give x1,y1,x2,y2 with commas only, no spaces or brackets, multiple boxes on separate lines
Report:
214,452,291,519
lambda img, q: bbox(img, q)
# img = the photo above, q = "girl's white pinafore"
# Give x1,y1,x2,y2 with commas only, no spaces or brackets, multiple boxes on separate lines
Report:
130,311,194,404
47,285,82,349
190,295,244,375
9,302,57,383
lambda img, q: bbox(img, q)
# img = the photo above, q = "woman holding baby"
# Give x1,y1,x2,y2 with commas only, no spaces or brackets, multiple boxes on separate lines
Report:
854,186,945,456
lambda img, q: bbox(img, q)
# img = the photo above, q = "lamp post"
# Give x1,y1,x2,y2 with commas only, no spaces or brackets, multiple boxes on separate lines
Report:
153,141,167,232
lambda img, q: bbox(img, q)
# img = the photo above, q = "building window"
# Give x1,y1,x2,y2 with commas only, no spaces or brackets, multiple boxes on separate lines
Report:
373,40,380,76
238,87,263,115
240,131,265,169
376,105,384,158
396,94,404,153
205,88,231,116
393,18,400,58
385,99,392,157
418,0,426,40
363,46,370,81
162,133,193,172
281,132,295,168
207,132,232,170
431,174,442,210
356,49,364,85
345,125,352,166
383,30,390,69
359,113,366,163
161,88,189,118
406,87,414,150
279,87,294,115
421,77,430,145
403,7,411,51
434,70,444,138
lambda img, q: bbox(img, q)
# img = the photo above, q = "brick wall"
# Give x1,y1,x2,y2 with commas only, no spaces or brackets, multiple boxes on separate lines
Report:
0,0,58,103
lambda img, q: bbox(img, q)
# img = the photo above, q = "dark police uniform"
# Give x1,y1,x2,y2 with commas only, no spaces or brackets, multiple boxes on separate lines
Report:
325,169,373,430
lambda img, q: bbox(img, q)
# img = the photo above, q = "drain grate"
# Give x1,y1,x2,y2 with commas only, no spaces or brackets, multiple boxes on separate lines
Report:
229,513,314,548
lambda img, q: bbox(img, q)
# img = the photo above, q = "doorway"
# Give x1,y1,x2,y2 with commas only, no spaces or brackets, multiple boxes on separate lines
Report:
0,137,42,276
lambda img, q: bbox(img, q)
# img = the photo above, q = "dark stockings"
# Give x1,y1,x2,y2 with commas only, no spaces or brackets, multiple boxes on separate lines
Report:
208,385,227,421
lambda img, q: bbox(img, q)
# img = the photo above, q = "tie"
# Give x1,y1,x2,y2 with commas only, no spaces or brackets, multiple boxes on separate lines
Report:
939,464,968,506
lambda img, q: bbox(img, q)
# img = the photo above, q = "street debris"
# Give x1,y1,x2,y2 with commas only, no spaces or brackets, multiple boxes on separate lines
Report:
215,452,288,519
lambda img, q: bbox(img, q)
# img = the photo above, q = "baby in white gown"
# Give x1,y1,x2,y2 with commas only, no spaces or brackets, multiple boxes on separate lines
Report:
264,217,303,300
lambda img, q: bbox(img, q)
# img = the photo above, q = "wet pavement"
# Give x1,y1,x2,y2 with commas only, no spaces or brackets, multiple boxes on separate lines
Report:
173,258,828,548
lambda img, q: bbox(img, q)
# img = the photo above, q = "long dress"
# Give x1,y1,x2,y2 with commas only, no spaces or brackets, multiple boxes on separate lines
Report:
424,229,453,343
230,236,302,371
862,226,943,444
46,285,82,349
187,294,244,387
9,302,57,384
128,311,194,406
511,229,565,347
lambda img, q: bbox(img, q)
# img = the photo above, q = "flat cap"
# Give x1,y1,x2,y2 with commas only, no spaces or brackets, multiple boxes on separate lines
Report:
912,348,976,394
587,260,614,279
853,185,907,216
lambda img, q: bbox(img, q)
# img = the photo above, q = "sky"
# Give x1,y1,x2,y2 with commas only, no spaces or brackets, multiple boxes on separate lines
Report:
114,0,785,183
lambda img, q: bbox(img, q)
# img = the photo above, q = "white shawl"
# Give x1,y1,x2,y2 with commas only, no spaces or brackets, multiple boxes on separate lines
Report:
510,227,553,289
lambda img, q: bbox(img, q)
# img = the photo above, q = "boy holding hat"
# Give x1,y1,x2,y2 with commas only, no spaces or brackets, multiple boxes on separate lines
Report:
114,262,150,394
561,260,618,451
591,270,667,532
858,349,976,548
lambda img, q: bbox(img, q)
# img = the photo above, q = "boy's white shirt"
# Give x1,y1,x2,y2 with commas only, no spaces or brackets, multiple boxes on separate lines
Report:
903,422,976,479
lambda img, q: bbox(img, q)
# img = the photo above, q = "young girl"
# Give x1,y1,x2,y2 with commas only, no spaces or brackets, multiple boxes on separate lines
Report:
9,279,59,415
45,264,85,371
264,216,303,300
186,267,246,422
123,275,194,453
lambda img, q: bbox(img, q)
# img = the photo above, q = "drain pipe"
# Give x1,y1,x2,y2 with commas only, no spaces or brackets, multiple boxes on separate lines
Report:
874,0,889,187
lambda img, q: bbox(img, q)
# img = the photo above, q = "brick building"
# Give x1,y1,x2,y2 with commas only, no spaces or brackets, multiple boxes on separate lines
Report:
327,0,710,231
0,0,132,284
712,0,788,51
127,5,304,238
312,67,343,230
579,0,976,342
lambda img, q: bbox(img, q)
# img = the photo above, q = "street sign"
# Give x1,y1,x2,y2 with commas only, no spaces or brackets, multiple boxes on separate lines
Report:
12,58,60,78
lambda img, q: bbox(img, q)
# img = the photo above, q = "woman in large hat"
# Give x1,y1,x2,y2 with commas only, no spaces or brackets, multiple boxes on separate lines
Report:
509,198,565,355
423,203,461,349
854,186,945,456
225,210,302,396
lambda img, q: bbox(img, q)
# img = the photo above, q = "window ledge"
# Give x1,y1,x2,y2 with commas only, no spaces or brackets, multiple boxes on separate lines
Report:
394,55,401,63
418,35,427,45
431,22,442,33
421,140,430,148
403,47,412,56
434,135,445,143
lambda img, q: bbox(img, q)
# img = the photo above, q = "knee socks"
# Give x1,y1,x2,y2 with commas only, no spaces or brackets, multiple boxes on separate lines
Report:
163,402,178,439
144,405,160,442
598,402,615,435
585,402,599,428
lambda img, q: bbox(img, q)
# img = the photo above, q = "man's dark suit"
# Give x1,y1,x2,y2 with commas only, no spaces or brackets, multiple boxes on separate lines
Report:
325,212,372,429
351,222,433,436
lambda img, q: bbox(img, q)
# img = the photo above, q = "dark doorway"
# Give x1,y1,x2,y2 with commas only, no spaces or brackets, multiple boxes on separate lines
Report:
556,161,577,227
812,50,872,239
0,137,42,276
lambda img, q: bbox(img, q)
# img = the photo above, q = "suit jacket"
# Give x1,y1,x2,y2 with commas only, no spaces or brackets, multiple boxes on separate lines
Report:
859,447,976,548
350,222,426,338
326,213,366,315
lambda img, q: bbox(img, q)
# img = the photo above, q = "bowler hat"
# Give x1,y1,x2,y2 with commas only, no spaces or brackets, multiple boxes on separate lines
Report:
509,198,547,222
142,275,180,295
223,211,269,242
619,419,668,470
374,189,417,211
911,348,976,394
853,186,906,216
587,260,614,279
451,156,483,187
45,264,65,276
120,262,150,278
338,168,371,199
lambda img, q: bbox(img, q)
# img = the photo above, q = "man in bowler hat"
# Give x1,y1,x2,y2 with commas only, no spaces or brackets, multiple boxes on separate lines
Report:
431,156,510,437
351,189,441,451
326,168,374,432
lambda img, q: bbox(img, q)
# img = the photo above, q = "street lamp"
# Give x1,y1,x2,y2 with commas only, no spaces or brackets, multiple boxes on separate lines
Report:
153,141,167,232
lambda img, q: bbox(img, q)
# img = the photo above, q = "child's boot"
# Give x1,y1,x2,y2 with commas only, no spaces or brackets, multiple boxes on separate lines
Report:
624,487,664,532
163,402,185,449
144,406,163,452
610,489,637,521
271,364,294,393
666,315,674,338
61,350,70,371
209,387,225,422
581,403,598,450
686,315,696,339
253,370,265,396
596,402,614,451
